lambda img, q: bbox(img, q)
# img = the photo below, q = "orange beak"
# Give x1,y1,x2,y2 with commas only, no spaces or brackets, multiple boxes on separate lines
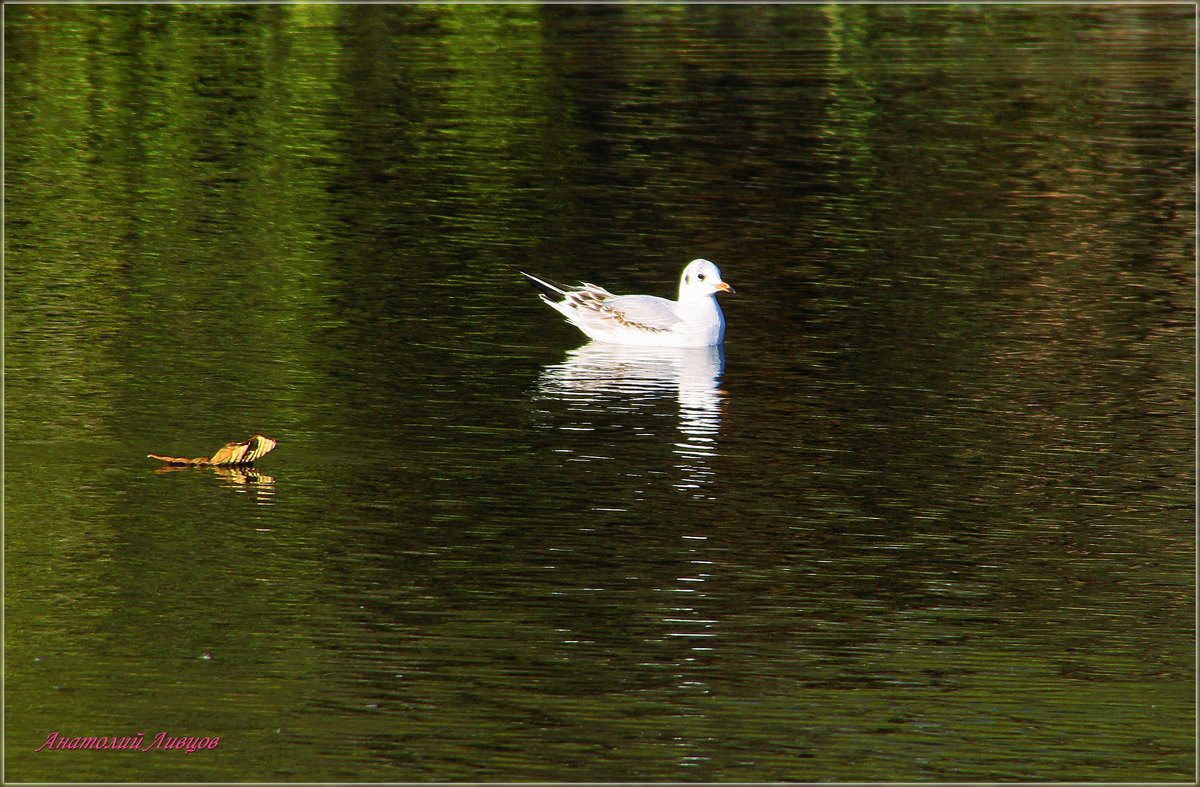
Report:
715,281,734,294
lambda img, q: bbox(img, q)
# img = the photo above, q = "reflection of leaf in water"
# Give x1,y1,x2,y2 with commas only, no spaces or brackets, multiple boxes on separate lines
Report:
212,466,275,486
151,464,276,485
153,463,277,506
148,435,277,467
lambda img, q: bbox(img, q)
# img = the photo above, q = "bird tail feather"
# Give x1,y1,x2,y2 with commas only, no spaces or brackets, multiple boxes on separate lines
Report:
520,272,569,303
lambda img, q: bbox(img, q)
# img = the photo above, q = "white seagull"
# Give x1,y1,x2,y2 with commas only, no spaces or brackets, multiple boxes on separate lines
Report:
521,259,734,348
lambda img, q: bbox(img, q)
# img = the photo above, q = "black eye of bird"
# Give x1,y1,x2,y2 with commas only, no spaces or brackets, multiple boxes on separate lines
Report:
697,273,706,281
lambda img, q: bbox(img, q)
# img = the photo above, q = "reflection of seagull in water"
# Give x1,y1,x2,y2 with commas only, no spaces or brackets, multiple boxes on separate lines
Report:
521,259,733,348
537,342,726,496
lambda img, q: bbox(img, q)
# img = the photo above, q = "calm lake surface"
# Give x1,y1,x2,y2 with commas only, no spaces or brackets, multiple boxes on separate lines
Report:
5,4,1194,782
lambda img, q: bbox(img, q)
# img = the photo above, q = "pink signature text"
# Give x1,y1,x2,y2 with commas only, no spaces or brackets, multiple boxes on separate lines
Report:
35,731,220,753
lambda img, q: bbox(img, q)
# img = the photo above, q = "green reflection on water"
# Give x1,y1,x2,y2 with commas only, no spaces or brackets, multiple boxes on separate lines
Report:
5,3,1194,782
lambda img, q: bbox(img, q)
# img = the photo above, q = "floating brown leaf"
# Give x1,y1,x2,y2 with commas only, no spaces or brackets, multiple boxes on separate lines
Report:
148,435,277,467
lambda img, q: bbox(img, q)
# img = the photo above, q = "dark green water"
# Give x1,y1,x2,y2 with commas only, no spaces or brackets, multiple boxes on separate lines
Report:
5,3,1194,782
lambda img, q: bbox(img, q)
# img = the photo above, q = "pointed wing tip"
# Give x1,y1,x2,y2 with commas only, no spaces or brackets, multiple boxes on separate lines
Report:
522,272,568,302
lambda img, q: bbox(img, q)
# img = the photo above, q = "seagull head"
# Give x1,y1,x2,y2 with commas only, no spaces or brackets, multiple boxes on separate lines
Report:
678,258,734,302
